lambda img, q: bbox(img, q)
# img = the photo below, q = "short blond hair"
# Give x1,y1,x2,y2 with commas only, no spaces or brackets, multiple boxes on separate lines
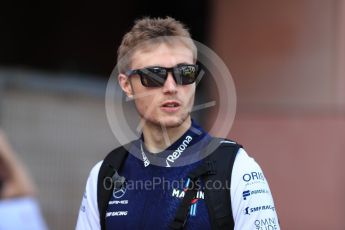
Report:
117,16,197,73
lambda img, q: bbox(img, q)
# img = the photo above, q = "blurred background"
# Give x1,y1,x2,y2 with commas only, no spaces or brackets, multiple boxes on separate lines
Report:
0,0,344,229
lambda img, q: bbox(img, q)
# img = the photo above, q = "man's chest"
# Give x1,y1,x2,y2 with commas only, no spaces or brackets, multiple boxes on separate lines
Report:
105,167,211,230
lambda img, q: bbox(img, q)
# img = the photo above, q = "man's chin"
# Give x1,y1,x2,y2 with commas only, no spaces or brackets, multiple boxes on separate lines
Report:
160,120,184,128
164,115,192,127
146,116,190,129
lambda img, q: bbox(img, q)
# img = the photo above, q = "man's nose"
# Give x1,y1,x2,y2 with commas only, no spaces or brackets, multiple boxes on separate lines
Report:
162,72,177,94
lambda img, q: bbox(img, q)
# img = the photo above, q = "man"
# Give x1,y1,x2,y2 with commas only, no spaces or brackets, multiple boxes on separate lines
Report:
76,17,280,230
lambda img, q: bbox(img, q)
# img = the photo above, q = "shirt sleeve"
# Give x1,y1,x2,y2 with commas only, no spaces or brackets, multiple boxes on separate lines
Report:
75,161,103,230
231,148,280,230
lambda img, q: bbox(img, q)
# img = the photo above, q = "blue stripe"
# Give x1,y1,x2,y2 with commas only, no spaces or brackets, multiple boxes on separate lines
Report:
185,178,190,188
192,204,195,216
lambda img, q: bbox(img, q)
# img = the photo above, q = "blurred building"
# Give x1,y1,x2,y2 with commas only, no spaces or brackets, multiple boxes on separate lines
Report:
212,1,345,229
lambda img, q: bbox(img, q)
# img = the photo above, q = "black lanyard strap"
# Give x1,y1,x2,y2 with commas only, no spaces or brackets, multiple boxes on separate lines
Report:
169,161,213,230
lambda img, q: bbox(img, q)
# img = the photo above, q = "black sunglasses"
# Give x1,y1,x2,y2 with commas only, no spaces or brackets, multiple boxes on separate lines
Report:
126,64,199,87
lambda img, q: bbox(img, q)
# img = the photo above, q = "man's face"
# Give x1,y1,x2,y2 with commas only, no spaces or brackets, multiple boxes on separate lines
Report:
120,42,196,128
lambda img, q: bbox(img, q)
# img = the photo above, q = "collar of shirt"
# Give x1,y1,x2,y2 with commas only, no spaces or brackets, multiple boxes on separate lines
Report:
129,120,212,167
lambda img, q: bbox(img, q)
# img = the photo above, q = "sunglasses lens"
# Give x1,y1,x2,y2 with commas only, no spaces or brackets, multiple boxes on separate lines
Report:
140,67,167,87
179,65,198,85
132,64,198,87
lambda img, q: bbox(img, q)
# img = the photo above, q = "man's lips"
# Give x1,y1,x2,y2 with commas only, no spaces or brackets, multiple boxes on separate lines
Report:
161,100,181,108
160,100,181,112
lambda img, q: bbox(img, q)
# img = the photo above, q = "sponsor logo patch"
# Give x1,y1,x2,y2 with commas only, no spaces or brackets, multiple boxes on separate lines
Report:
242,171,266,185
109,200,128,205
242,189,270,200
106,211,128,217
244,205,275,215
171,178,203,216
254,217,279,230
113,181,127,199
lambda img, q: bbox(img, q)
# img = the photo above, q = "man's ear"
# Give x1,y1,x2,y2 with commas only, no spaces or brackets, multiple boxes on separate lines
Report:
118,73,134,98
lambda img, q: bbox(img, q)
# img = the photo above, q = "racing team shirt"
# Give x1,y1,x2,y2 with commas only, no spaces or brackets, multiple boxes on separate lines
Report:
76,121,280,230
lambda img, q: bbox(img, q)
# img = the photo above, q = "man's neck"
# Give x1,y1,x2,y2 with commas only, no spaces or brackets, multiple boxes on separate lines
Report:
142,118,192,154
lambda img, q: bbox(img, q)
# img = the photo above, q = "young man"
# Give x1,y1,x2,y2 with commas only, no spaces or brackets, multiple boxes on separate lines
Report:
76,17,280,230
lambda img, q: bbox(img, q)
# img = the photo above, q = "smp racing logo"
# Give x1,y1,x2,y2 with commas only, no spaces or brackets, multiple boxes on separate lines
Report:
244,205,275,215
166,135,192,167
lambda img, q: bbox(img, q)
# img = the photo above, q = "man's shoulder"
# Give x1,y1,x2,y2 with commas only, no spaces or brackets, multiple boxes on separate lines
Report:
206,136,243,156
88,161,103,181
231,148,270,192
233,148,262,172
209,136,242,146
